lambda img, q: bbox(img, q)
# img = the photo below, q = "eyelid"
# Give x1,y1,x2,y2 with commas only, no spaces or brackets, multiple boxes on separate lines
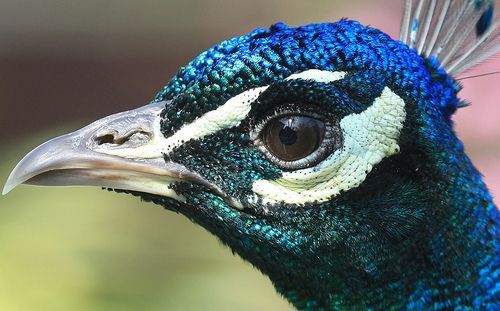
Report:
251,109,343,171
249,103,328,141
247,77,365,124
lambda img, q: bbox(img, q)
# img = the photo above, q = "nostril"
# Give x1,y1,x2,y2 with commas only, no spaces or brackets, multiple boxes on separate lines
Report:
94,130,151,147
96,134,115,145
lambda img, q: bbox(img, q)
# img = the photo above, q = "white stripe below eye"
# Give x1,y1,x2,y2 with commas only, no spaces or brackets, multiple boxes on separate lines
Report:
252,87,406,205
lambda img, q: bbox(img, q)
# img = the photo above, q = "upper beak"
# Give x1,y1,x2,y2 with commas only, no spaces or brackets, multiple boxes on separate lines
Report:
2,101,228,205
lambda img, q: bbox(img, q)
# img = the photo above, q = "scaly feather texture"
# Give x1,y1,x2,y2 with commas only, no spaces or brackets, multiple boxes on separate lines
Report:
4,1,500,310
148,21,499,309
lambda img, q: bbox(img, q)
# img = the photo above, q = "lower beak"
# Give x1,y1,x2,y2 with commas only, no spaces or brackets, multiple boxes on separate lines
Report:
2,102,221,204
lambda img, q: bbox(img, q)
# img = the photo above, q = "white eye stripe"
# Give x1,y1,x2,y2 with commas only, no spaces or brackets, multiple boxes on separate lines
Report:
165,70,347,147
251,87,406,205
164,69,347,148
91,69,404,207
285,69,347,83
93,70,347,161
160,86,268,154
157,70,347,154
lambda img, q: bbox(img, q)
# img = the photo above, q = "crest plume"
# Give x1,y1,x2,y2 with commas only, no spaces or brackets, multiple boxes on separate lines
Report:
400,0,500,75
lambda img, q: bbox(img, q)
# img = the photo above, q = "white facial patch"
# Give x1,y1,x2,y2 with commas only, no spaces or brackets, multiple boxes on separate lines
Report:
161,69,346,152
251,87,406,205
99,69,347,160
92,69,390,207
161,86,268,154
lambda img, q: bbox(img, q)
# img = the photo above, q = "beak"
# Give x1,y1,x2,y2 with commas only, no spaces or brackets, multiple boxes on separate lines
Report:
2,102,232,206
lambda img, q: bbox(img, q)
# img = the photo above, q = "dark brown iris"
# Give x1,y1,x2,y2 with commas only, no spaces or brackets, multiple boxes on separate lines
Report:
263,116,325,161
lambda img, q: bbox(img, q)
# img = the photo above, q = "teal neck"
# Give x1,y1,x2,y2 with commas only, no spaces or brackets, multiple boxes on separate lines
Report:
262,140,499,310
265,173,497,309
154,107,499,310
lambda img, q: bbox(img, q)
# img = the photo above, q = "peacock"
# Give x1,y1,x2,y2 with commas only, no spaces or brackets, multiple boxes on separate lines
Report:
3,0,500,309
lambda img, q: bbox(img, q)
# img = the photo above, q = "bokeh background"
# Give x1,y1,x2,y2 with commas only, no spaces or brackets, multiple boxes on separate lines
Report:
1,1,499,310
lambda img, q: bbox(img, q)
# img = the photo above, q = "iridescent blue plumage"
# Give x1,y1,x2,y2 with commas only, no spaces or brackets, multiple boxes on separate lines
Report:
156,21,460,127
145,17,500,309
4,1,499,310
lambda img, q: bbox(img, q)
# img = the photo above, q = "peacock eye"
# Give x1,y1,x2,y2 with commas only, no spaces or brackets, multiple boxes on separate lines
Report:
263,116,325,161
253,112,342,170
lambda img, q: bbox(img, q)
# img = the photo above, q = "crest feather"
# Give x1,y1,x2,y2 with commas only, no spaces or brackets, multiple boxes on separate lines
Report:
400,0,500,75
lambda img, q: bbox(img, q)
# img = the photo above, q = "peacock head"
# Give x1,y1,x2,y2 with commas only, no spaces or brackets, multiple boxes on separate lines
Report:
2,20,472,305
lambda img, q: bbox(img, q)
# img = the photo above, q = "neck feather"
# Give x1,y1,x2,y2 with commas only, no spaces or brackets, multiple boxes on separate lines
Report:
264,137,499,310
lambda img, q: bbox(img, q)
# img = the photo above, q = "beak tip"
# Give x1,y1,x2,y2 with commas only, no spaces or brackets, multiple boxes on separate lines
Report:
2,183,13,195
2,173,18,195
3,165,25,195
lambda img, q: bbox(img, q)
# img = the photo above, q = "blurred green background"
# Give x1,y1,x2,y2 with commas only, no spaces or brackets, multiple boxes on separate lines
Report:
0,132,292,310
1,0,499,310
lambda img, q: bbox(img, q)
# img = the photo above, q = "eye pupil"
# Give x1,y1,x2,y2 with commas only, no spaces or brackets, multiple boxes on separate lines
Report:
279,126,297,145
263,115,325,162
